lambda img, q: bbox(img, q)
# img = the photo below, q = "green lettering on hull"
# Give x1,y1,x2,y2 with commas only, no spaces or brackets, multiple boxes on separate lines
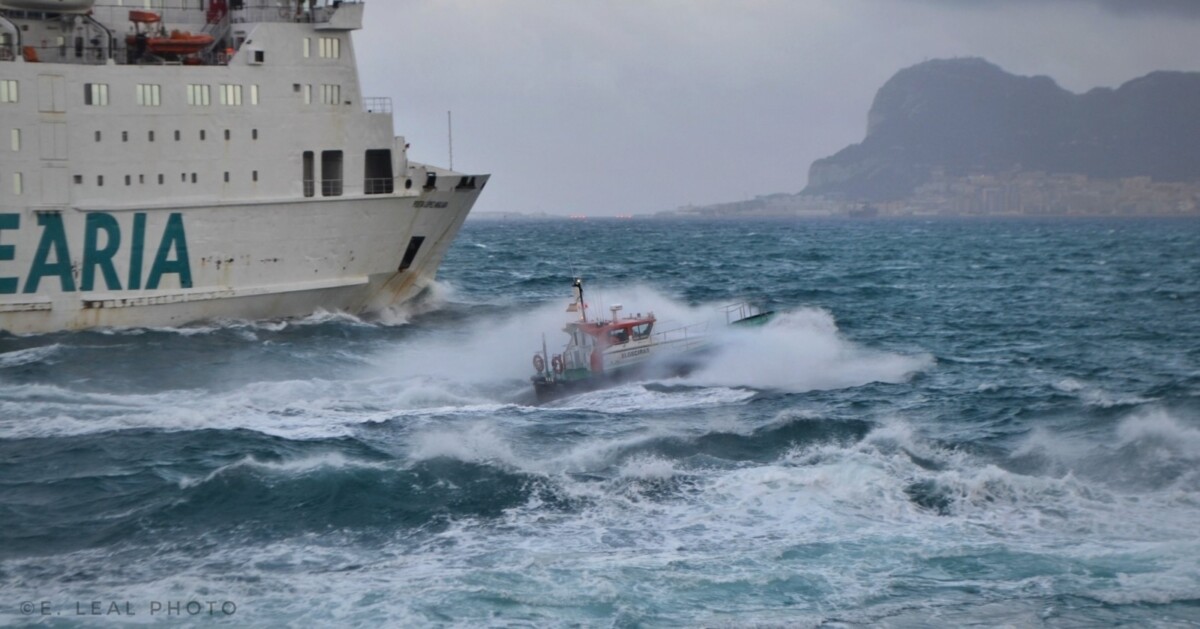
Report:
24,213,76,293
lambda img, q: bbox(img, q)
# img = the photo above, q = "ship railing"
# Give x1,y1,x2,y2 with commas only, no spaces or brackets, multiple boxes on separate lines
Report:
649,321,710,352
86,1,362,27
305,178,408,198
363,97,392,114
364,178,395,195
6,43,112,65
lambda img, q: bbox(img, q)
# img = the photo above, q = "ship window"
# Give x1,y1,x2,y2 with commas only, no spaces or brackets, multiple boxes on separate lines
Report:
0,80,17,103
318,37,340,59
10,129,18,152
158,174,164,185
95,131,101,142
148,130,155,142
220,84,242,106
84,83,109,106
609,329,629,345
252,129,258,140
191,173,197,184
74,175,82,184
125,175,131,186
303,84,312,105
97,175,104,187
186,84,211,107
12,172,21,196
631,322,653,340
122,131,128,142
250,84,259,106
139,174,145,184
321,150,343,197
398,236,425,271
302,37,310,58
302,151,314,198
320,84,341,105
174,130,181,141
224,129,230,141
224,171,229,183
136,84,161,107
254,50,265,64
252,170,258,182
199,130,206,141
181,173,186,182
364,149,393,195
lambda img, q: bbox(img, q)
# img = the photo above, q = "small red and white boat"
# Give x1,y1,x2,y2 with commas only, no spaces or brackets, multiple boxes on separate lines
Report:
530,279,773,402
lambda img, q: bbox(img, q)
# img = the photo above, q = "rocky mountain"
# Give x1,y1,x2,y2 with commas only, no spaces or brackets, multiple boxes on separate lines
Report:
805,58,1200,200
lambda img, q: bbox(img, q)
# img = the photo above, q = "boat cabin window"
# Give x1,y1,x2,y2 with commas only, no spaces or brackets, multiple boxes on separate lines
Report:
321,150,343,196
631,322,653,340
83,83,108,107
364,149,393,194
303,151,315,197
0,80,17,104
609,328,629,345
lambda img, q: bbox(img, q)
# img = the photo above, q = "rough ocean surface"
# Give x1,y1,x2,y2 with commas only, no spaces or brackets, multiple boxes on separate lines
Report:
1,218,1198,627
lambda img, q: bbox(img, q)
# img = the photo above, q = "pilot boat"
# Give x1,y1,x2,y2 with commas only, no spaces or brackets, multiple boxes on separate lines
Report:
530,279,774,402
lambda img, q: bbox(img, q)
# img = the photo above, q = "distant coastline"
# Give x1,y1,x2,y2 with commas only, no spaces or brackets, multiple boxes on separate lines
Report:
660,58,1200,220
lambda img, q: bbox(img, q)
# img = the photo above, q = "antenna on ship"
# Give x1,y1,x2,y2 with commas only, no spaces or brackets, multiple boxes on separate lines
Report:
447,110,454,172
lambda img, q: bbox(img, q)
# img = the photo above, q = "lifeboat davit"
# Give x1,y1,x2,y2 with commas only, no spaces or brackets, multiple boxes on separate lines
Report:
128,10,161,24
0,0,95,12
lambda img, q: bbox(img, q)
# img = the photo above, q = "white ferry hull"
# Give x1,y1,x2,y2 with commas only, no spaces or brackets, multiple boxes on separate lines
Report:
0,180,484,333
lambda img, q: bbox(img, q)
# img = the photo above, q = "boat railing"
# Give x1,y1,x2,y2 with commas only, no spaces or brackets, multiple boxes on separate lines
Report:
306,177,409,198
724,302,761,324
364,178,394,195
650,321,709,351
83,1,363,28
363,97,392,114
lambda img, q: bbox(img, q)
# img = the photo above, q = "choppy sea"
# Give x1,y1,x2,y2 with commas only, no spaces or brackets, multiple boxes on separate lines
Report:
2,217,1199,627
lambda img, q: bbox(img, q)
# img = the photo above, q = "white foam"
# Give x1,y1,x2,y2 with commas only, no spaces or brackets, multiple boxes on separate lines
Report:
0,343,62,368
178,452,389,489
685,308,933,392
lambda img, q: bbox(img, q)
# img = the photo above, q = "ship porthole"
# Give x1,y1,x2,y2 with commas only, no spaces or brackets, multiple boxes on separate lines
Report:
405,178,413,190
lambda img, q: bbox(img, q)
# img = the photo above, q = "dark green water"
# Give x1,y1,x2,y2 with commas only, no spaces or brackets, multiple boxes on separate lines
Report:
2,218,1198,626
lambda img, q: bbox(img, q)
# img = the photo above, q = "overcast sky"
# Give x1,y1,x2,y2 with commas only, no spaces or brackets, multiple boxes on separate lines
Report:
355,0,1200,216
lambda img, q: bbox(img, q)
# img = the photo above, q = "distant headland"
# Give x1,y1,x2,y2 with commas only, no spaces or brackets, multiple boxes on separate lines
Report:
665,58,1200,218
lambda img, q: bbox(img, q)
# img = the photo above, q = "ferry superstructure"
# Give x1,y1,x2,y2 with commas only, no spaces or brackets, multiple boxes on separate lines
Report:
0,0,487,333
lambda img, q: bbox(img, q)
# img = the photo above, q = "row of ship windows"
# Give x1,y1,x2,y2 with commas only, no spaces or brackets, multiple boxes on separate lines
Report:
4,127,260,149
303,37,342,59
92,128,259,143
0,81,343,107
85,171,260,187
0,171,262,195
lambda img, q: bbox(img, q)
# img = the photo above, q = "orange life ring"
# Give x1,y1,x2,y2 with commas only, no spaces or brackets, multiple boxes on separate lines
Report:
532,354,546,373
551,355,565,374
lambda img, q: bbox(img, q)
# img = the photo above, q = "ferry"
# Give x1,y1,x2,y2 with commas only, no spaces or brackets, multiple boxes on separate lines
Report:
0,0,487,333
531,279,774,402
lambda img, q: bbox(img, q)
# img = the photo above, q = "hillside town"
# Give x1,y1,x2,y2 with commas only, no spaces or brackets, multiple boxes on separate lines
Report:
665,171,1200,218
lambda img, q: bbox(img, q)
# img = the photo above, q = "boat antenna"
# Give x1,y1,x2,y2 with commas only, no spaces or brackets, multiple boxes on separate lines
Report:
447,110,454,171
573,277,587,323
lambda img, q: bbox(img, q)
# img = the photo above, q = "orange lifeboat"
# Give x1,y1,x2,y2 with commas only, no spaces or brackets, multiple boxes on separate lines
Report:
146,30,214,56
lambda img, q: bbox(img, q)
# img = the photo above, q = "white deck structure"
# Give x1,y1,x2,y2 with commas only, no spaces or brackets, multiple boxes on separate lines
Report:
0,0,487,333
